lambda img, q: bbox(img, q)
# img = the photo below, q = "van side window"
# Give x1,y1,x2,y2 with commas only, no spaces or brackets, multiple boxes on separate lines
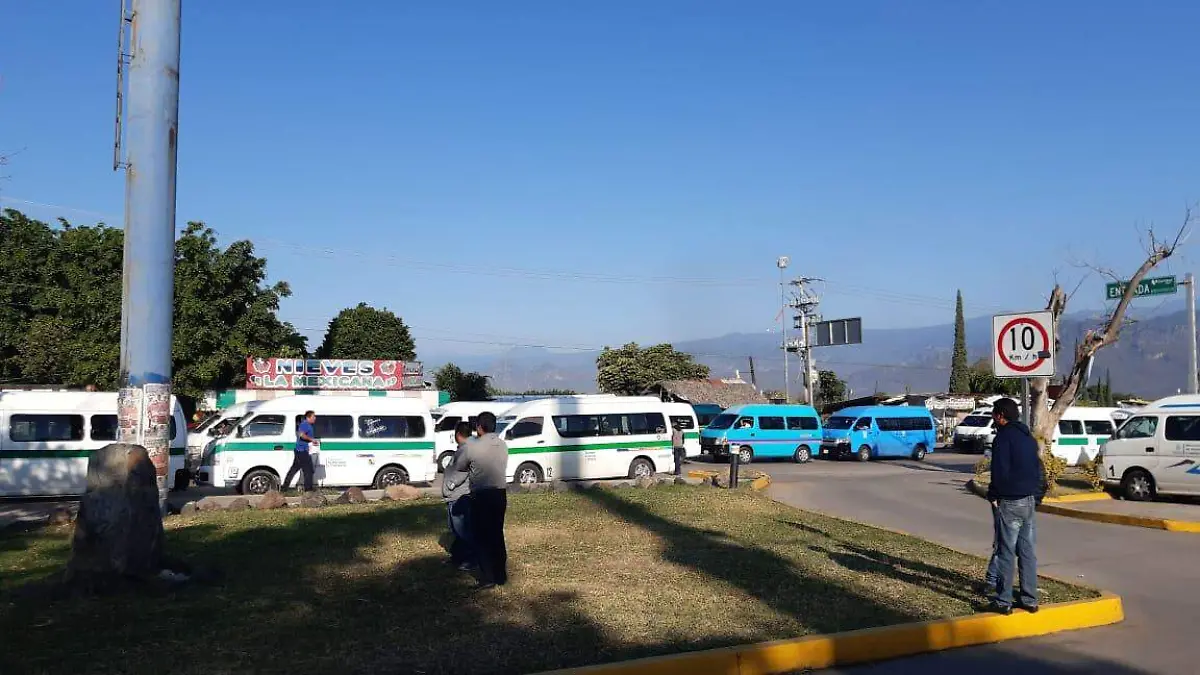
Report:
91,414,119,441
669,416,696,430
759,416,785,431
1165,416,1200,441
359,416,425,438
509,417,544,440
1117,416,1158,440
243,415,286,438
735,417,754,429
434,416,462,433
800,417,820,430
9,414,85,443
1058,420,1085,435
1084,420,1114,436
854,417,873,430
295,415,353,439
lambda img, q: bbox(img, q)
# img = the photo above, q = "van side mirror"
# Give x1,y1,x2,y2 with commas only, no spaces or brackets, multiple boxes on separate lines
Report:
235,424,246,438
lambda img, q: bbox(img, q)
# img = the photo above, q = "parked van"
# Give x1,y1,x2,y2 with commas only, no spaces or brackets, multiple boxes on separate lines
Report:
1047,407,1120,466
700,404,823,464
495,396,675,484
197,396,436,495
952,409,997,451
820,406,937,462
1100,395,1200,501
0,391,187,497
185,401,263,473
431,401,515,472
664,402,701,458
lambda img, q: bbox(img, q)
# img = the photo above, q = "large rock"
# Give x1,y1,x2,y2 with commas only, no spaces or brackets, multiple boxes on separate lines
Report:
335,487,367,505
255,490,287,510
300,492,329,508
179,502,200,516
634,476,658,489
225,498,251,512
197,499,222,512
65,444,164,583
381,484,420,502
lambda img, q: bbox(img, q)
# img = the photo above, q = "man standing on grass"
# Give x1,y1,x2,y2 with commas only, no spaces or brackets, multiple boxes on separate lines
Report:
450,411,509,590
282,410,317,493
443,421,476,571
986,397,1041,615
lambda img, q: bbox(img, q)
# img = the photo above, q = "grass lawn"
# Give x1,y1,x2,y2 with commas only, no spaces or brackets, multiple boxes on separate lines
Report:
1,485,1096,675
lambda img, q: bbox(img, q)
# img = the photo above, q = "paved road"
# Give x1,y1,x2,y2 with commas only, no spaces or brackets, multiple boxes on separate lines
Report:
738,451,1198,674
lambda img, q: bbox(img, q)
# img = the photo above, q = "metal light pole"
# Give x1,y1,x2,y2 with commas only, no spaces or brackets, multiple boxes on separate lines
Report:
1188,273,1198,394
778,256,790,401
117,0,182,513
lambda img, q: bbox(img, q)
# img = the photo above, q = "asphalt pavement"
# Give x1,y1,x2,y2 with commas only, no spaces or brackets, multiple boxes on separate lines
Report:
745,450,1199,674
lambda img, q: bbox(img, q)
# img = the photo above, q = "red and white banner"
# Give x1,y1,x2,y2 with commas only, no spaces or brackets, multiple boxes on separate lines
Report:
246,358,424,391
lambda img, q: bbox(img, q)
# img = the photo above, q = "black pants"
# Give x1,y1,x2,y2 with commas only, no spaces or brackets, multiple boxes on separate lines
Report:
469,488,508,585
673,447,685,475
282,451,314,492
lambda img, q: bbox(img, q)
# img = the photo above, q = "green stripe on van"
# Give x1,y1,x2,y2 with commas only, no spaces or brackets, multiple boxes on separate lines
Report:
1056,438,1090,446
0,448,187,459
214,440,434,454
509,440,672,456
684,432,700,440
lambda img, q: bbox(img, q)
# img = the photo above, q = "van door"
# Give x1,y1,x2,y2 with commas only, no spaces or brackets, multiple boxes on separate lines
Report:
506,416,549,478
1160,415,1200,495
851,417,877,456
1084,419,1116,464
1055,419,1089,466
304,414,356,486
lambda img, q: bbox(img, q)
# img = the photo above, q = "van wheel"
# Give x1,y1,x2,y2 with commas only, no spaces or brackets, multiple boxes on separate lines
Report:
737,446,754,465
793,445,812,464
515,462,544,485
1122,469,1155,502
436,452,455,473
912,444,928,461
628,458,655,480
373,465,410,489
856,446,872,462
241,469,279,496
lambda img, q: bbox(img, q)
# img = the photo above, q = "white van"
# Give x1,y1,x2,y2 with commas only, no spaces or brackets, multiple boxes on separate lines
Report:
197,396,436,495
664,402,701,458
1100,395,1200,501
495,396,675,484
952,409,996,451
1048,407,1120,466
185,401,263,473
0,391,187,497
431,401,515,472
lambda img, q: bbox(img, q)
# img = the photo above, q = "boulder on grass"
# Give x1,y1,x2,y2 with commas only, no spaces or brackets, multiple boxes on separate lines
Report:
179,502,199,516
225,498,251,511
197,499,222,512
674,477,689,486
381,484,420,502
634,476,657,489
335,487,367,505
300,492,329,508
65,444,164,583
255,490,287,510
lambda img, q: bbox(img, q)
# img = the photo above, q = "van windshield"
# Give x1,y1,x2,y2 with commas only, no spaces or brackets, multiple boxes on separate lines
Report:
194,413,222,433
824,416,855,430
959,415,992,427
706,414,737,430
495,416,516,435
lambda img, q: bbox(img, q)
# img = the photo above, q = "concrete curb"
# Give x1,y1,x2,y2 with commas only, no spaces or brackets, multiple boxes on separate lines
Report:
534,593,1124,675
966,479,1200,533
1042,492,1113,504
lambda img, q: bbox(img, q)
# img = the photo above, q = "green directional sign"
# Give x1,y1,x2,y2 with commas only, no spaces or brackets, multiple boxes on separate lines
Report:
1105,275,1178,300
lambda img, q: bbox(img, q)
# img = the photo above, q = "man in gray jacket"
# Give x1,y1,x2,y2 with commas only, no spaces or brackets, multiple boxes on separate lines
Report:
450,411,509,589
442,421,474,570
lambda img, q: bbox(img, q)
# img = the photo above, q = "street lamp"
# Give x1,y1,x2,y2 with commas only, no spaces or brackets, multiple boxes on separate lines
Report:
778,256,790,401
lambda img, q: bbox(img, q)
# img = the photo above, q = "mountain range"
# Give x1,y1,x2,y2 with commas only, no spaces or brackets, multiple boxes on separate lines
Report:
424,300,1199,399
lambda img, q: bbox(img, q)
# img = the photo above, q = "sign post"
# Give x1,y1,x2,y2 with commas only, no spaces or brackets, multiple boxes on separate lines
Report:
992,311,1056,427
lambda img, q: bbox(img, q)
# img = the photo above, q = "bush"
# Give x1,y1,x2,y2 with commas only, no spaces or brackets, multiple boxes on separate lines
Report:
1081,458,1105,491
974,456,990,477
1037,436,1068,497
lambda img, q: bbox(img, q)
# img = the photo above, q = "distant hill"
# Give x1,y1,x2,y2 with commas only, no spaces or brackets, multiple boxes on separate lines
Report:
423,303,1198,399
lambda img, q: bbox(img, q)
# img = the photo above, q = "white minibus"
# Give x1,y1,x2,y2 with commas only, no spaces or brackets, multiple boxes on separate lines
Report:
197,395,436,495
0,391,187,497
1100,395,1200,501
495,396,675,484
431,401,515,472
1048,406,1120,466
185,400,263,473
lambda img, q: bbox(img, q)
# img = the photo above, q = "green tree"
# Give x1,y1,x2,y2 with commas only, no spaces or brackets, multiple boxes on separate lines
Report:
0,209,306,395
948,290,970,393
315,302,415,361
966,358,1019,396
435,363,492,402
595,342,709,395
816,370,848,407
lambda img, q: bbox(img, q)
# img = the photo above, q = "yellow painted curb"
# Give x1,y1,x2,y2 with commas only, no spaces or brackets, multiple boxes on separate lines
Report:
749,475,771,492
688,470,720,480
1043,492,1113,504
535,593,1124,675
967,479,1200,533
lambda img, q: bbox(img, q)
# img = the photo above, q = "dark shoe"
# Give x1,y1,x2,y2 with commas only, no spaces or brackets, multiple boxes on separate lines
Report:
1018,603,1040,614
989,602,1012,616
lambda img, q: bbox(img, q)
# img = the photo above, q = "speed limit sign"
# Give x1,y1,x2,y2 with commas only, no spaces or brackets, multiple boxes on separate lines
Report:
992,311,1055,378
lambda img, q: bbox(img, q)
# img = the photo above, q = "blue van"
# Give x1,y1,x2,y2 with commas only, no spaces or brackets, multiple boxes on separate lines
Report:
692,404,723,429
700,404,823,464
820,406,937,462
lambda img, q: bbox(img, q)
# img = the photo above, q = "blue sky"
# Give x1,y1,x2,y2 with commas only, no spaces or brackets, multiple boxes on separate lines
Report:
2,1,1199,360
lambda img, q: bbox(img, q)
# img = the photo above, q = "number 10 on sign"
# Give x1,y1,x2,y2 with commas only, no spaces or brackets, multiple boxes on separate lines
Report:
991,311,1055,378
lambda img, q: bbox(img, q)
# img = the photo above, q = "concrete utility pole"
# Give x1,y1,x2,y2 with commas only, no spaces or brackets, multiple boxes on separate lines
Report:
777,257,791,401
787,277,821,405
1187,273,1198,394
115,0,182,512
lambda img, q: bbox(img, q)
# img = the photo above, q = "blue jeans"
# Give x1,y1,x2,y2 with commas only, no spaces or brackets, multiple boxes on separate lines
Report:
984,503,1001,593
993,495,1038,608
447,495,474,565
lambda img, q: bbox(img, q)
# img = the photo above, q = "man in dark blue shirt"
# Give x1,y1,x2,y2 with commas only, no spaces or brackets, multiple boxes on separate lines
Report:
283,411,317,492
986,397,1042,614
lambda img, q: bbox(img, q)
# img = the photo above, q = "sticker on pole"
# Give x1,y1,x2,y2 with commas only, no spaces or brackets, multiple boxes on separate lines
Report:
992,310,1055,378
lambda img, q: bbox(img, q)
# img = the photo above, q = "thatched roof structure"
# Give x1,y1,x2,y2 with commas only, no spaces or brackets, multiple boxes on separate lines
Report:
643,379,767,409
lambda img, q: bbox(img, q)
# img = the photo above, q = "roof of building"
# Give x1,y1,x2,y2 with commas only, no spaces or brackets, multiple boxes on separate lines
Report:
644,379,767,409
